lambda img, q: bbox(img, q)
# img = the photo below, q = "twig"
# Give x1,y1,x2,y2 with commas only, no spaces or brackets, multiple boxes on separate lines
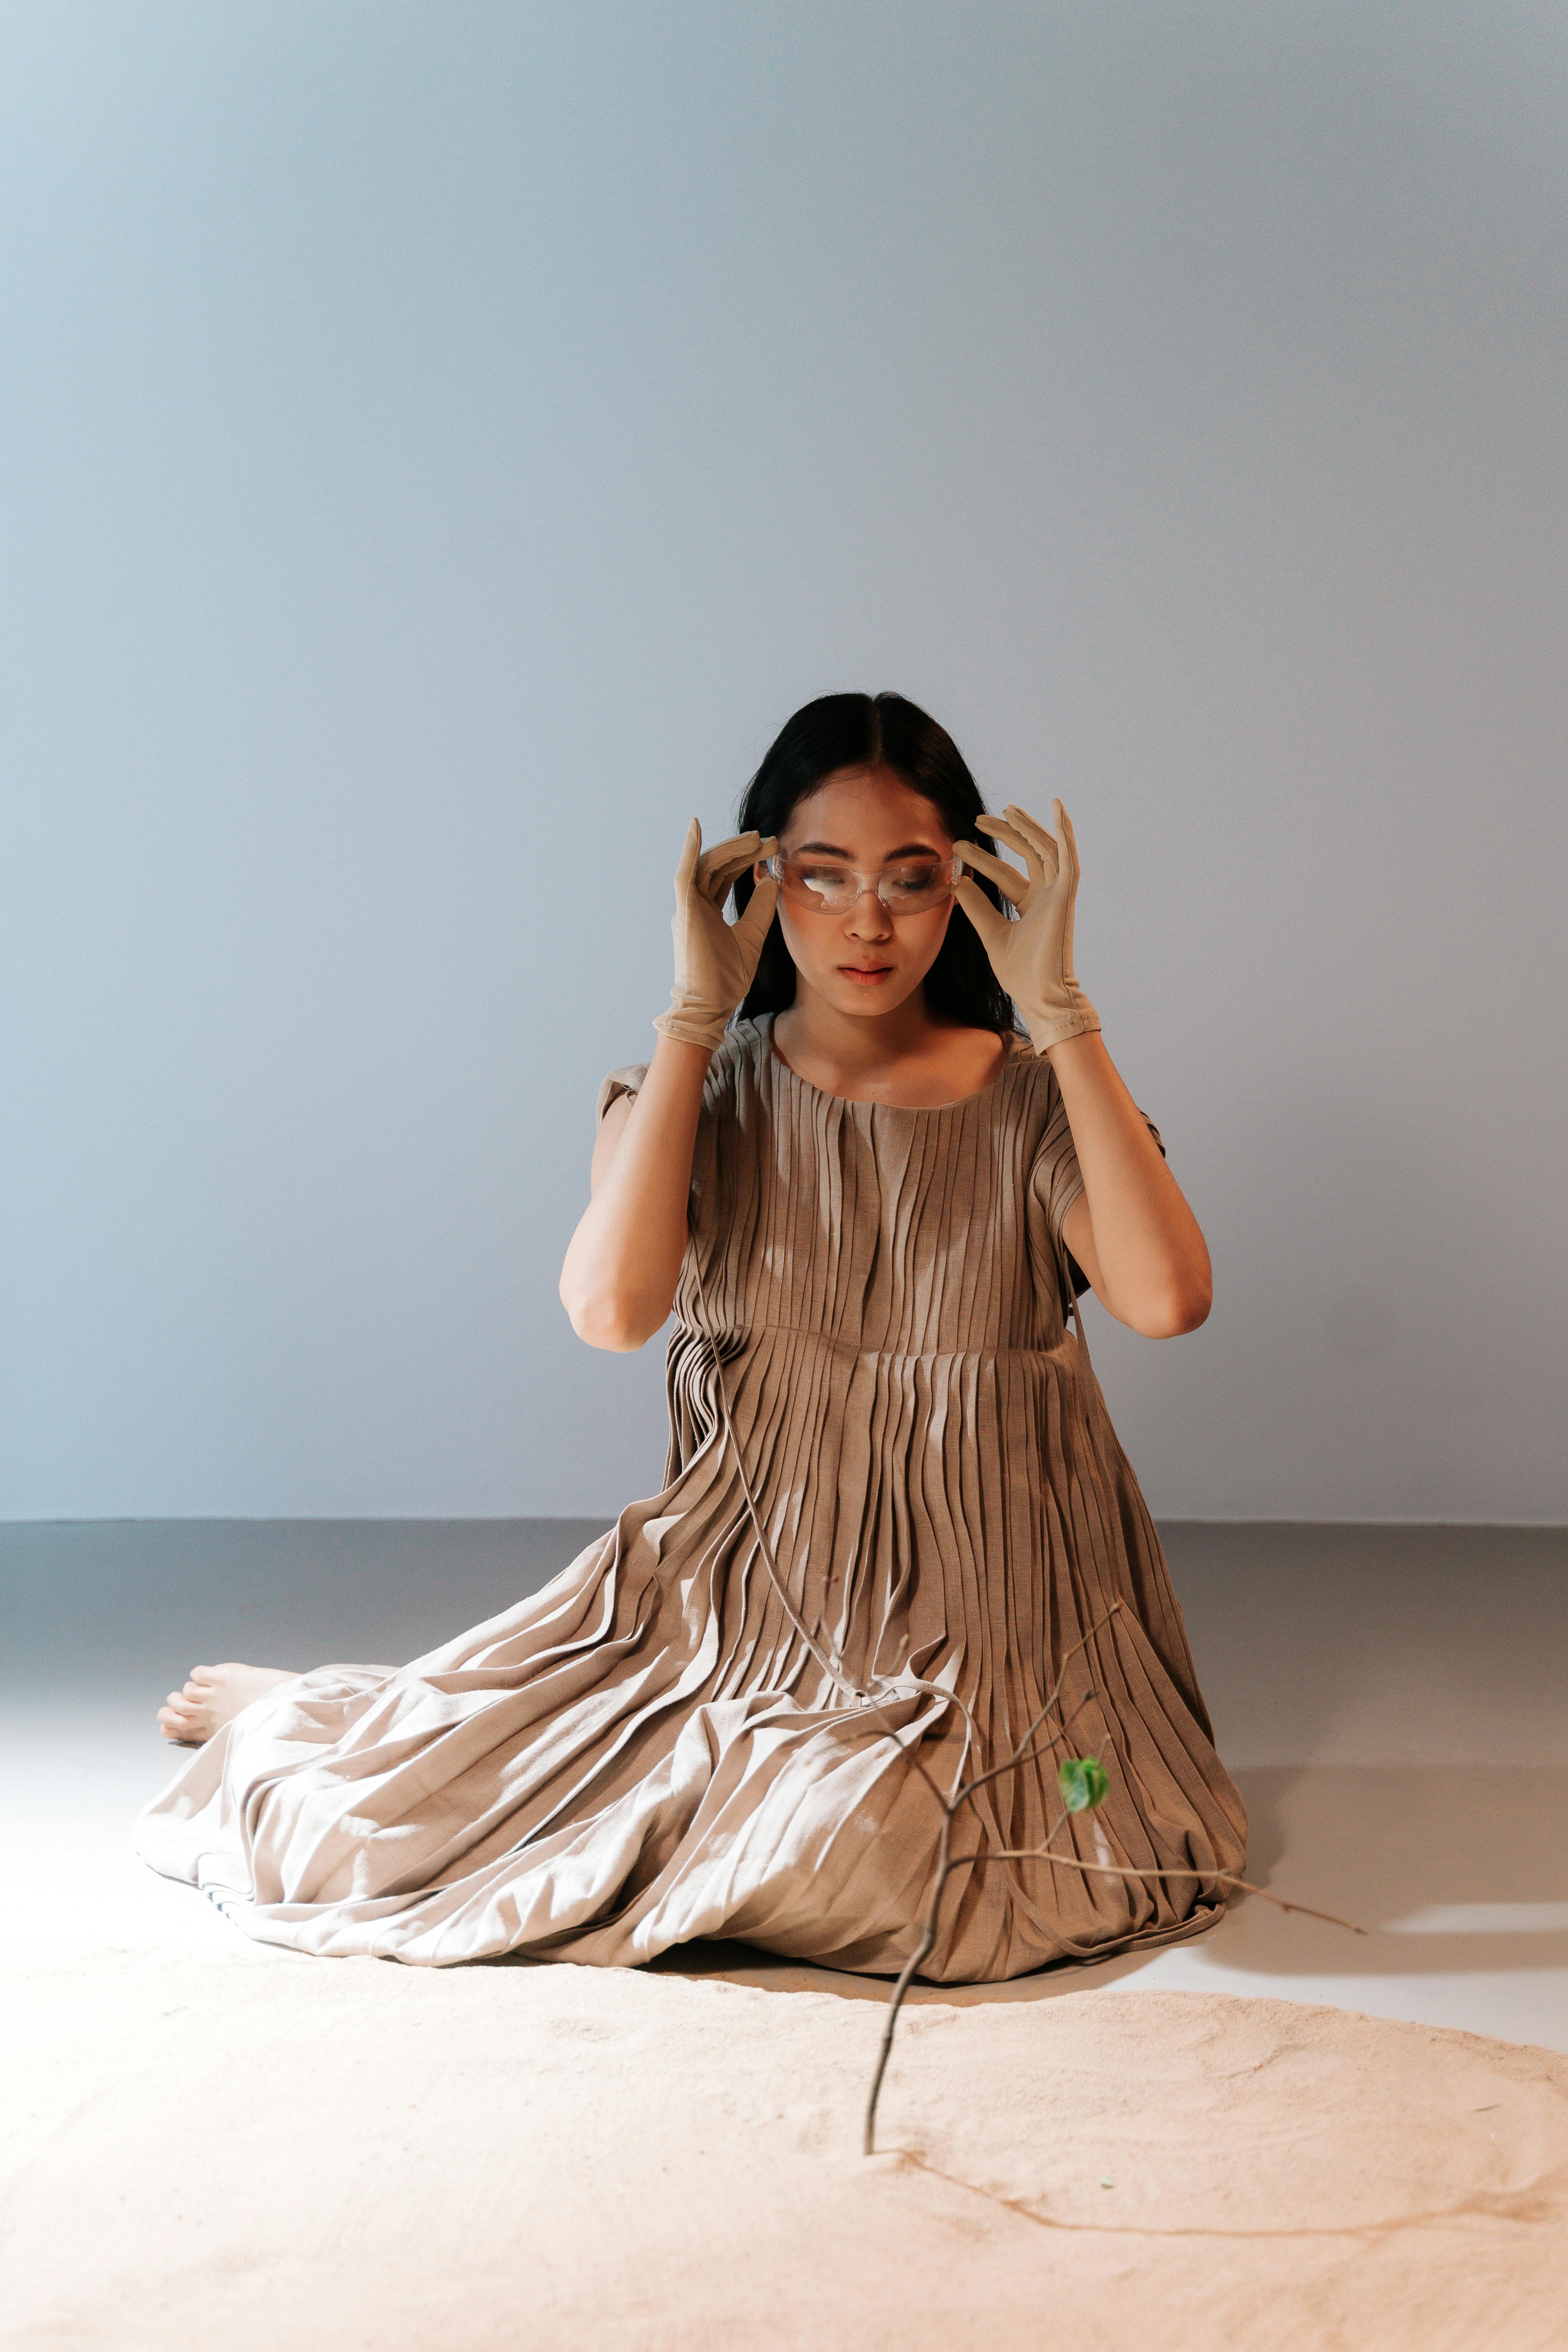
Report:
861,1596,1367,2153
862,1602,1124,2155
960,1849,1369,1938
863,1810,954,2154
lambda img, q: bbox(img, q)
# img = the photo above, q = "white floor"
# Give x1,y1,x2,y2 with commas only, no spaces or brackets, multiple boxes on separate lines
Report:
4,1518,1565,2051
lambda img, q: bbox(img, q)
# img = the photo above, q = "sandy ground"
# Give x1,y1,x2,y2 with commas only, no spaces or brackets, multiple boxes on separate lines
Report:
6,1938,1566,2352
6,1524,1565,2347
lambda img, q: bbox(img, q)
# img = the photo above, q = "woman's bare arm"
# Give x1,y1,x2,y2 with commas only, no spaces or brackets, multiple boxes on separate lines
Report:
952,799,1210,1339
561,819,778,1352
1052,1031,1211,1339
558,1033,712,1351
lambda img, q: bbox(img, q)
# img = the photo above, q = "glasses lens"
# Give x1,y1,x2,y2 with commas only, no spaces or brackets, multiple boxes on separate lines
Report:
776,857,954,915
780,856,865,908
781,860,858,912
878,861,950,913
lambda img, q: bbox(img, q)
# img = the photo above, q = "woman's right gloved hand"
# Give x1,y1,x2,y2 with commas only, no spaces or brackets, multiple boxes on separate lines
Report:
653,820,780,1052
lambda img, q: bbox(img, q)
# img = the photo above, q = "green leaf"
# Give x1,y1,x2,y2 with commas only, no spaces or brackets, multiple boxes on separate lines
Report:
1058,1756,1109,1813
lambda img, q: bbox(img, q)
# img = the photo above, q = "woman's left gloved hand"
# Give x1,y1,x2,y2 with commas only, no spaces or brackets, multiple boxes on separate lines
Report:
953,799,1102,1055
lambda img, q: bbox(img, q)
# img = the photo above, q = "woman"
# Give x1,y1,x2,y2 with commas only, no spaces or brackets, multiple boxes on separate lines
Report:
139,691,1245,1980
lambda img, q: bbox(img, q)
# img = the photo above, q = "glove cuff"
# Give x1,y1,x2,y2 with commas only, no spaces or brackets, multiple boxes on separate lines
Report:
1024,1002,1102,1057
653,1006,730,1053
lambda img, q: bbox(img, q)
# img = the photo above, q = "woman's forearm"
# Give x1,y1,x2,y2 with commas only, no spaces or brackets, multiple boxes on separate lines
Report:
1048,1031,1212,1339
558,1034,712,1351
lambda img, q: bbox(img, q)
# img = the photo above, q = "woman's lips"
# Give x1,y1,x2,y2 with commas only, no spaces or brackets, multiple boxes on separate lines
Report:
839,963,894,984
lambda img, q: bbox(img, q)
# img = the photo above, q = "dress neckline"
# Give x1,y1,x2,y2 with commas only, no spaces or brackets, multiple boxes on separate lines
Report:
759,1013,1027,1116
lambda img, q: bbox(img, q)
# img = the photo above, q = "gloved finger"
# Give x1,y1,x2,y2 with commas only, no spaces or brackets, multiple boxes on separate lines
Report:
701,858,767,911
674,818,703,894
955,839,1028,907
976,813,1047,891
695,846,762,887
972,813,1029,862
696,832,771,904
731,870,779,955
952,874,1010,948
697,828,769,872
1001,804,1062,885
1052,799,1082,887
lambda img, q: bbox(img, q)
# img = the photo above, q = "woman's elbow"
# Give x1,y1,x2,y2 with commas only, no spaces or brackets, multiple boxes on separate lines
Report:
566,1306,653,1353
558,1277,662,1353
1129,1275,1212,1340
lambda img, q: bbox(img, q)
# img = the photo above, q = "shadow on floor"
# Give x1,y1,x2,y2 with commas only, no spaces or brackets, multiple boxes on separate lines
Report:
648,1764,1568,2006
1208,1764,1568,1977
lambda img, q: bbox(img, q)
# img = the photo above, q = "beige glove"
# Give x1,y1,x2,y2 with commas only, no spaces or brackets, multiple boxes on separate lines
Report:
953,799,1101,1055
653,820,780,1052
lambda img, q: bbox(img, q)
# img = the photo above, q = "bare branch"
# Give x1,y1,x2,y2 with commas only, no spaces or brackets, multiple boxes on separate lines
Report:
972,1849,1368,1938
956,1602,1124,1810
862,1619,1367,2152
863,1601,1132,2153
954,1680,1104,1817
863,1810,953,2155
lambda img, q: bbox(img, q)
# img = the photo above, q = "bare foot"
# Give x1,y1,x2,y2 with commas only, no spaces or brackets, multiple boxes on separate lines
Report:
157,1663,304,1745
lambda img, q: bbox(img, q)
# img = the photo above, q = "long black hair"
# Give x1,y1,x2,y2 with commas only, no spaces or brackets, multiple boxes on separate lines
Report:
731,691,1018,1035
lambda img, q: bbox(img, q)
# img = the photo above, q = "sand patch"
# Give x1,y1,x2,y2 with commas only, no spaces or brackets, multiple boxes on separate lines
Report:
5,1947,1565,2350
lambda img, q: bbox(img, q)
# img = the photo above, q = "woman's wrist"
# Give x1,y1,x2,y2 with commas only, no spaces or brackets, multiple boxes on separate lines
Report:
637,1028,720,1119
646,1024,719,1073
1040,1017,1102,1062
652,1008,730,1054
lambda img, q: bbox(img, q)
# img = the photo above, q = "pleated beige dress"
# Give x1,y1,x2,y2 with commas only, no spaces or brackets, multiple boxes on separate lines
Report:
135,1014,1246,1979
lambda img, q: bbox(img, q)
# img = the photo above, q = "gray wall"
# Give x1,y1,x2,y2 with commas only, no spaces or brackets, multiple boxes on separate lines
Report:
2,4,1563,1522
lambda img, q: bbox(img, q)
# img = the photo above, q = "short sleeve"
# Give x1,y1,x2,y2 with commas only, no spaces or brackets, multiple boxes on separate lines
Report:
1028,1068,1166,1298
595,1062,649,1124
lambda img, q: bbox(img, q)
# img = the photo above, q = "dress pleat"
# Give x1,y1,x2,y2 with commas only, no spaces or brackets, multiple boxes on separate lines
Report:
135,1014,1246,1979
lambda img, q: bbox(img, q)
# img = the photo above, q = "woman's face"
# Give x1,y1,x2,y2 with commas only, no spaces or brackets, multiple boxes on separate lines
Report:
760,764,958,1020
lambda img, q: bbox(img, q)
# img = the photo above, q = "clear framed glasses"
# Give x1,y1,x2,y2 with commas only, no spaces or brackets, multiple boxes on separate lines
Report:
764,850,963,917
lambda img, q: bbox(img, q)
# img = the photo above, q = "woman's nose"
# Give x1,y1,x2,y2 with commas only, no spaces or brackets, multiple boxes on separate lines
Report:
844,883,894,941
